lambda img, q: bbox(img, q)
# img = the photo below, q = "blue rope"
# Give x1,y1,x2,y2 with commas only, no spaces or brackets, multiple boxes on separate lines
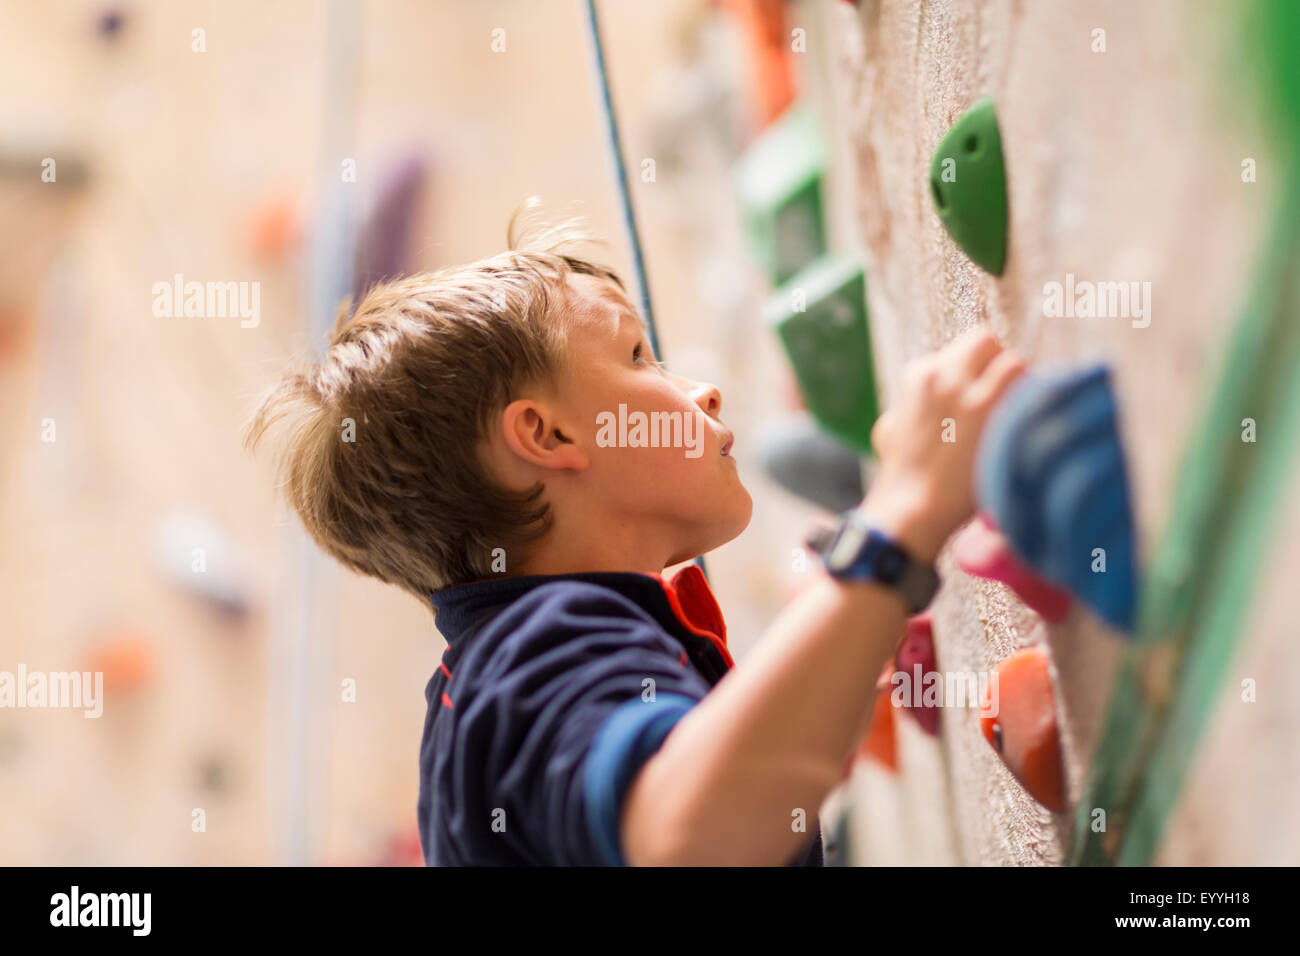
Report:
583,0,708,579
582,0,661,358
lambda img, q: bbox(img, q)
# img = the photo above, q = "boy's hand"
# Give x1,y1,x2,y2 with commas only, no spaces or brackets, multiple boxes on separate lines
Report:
864,328,1026,563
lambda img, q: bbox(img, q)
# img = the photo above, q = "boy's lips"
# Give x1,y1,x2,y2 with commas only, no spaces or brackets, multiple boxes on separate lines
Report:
721,432,735,456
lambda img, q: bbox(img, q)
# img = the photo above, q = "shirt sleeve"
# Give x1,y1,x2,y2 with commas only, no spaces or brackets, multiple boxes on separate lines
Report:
446,582,712,866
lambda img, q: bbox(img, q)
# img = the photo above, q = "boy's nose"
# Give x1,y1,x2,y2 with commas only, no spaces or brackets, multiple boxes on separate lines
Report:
668,372,722,417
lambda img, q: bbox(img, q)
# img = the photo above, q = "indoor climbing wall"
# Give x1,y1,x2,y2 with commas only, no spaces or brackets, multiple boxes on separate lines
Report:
0,0,729,867
824,0,1300,865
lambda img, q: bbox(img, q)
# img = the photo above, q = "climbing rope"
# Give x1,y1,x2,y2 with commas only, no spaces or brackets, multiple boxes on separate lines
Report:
581,0,661,358
583,0,709,578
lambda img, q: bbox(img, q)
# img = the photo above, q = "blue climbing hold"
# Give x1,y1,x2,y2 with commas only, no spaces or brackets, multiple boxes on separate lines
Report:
975,364,1138,633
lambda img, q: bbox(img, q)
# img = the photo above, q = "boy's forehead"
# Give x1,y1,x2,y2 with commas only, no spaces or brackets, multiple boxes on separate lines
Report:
568,273,643,335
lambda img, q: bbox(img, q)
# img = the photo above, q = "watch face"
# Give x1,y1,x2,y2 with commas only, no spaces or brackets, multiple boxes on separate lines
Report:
817,511,940,612
828,522,867,570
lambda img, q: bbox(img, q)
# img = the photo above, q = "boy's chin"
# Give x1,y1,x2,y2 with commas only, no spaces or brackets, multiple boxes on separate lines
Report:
668,490,753,565
727,486,755,539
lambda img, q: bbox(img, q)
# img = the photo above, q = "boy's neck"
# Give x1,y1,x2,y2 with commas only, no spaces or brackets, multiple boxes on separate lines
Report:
510,526,672,579
512,549,668,579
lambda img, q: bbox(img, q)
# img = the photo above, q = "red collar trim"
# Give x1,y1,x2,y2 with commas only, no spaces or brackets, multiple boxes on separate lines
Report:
654,563,734,671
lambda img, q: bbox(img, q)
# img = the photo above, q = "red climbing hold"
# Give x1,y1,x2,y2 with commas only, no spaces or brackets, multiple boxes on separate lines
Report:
893,613,941,735
979,646,1065,811
953,513,1072,622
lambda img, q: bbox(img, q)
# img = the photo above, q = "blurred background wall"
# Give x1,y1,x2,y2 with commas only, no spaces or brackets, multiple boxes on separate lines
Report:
0,0,817,865
0,0,1295,866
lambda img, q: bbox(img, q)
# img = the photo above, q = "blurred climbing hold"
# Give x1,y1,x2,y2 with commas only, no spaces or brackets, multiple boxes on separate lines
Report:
952,513,1073,622
756,411,868,513
717,0,797,130
198,754,228,793
94,6,127,41
764,254,879,453
894,613,940,735
980,646,1064,812
857,663,898,771
86,633,156,694
735,106,827,285
352,150,429,297
976,364,1138,633
0,305,31,363
928,97,1008,275
376,825,425,867
249,193,300,259
153,509,252,618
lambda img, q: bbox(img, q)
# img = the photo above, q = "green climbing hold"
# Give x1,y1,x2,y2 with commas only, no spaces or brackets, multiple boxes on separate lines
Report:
764,253,879,453
928,97,1008,275
734,107,828,286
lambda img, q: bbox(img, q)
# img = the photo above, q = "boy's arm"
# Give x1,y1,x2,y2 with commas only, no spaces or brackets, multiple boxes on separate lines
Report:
620,329,1025,866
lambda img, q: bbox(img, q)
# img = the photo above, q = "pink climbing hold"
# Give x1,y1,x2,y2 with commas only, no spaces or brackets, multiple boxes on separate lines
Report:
893,613,940,735
952,513,1072,622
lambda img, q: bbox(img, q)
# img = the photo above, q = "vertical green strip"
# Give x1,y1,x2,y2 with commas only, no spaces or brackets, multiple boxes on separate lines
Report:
1117,227,1300,864
1071,0,1300,866
1073,184,1300,865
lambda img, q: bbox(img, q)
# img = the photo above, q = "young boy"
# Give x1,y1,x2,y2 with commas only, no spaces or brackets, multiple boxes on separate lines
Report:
245,214,1025,866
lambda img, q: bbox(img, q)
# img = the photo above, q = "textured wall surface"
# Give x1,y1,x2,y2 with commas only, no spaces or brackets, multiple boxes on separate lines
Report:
826,0,1299,864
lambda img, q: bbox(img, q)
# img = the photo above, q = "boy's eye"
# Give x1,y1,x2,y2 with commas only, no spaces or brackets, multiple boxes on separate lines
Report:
633,340,665,370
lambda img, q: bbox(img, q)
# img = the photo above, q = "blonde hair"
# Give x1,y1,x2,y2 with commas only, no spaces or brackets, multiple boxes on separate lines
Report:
244,202,626,600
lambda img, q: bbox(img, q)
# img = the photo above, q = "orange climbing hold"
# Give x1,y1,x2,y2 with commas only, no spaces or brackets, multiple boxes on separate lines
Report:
0,307,31,362
856,663,898,771
85,634,156,693
979,646,1065,811
720,0,798,129
249,194,300,258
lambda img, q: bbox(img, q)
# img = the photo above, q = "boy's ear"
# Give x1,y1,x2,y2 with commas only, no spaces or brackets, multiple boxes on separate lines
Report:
499,399,590,471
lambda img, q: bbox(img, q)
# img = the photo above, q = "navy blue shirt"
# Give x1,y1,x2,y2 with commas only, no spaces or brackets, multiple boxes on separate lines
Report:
418,565,824,866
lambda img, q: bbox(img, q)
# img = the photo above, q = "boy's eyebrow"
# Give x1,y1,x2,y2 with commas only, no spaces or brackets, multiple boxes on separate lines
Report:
598,285,645,335
616,309,647,334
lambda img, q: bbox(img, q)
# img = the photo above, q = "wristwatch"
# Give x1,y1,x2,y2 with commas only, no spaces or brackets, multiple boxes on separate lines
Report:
806,510,941,614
